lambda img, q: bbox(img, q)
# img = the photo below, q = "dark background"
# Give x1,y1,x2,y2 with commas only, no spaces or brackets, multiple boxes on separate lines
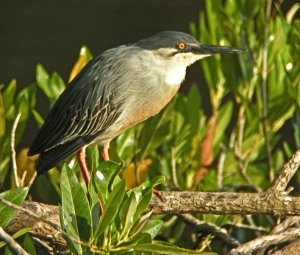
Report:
0,0,205,87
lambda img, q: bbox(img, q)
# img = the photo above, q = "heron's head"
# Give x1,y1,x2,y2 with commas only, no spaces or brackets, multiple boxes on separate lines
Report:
136,31,245,67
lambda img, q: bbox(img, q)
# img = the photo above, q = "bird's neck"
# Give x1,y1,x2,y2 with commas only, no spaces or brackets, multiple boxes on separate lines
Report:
151,54,187,87
164,63,187,87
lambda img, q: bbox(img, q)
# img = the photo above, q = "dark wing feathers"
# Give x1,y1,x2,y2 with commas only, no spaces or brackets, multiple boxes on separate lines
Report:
28,46,143,173
28,54,121,172
36,137,86,175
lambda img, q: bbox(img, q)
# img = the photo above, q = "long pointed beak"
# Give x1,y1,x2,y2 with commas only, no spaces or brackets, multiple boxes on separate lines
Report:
193,44,246,55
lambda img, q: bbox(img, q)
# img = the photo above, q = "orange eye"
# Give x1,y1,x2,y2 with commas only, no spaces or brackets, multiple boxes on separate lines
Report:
177,42,186,50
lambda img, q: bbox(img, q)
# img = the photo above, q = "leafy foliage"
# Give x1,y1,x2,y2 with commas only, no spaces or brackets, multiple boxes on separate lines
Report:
60,162,210,254
0,188,28,227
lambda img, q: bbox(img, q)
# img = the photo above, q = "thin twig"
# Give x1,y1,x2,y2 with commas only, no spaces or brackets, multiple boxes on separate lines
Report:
31,237,53,253
270,238,300,255
20,171,27,187
271,216,300,234
261,0,274,182
27,171,37,190
269,149,300,191
226,222,269,233
171,147,180,190
180,214,240,247
11,112,22,188
234,106,261,192
0,227,30,255
217,145,226,190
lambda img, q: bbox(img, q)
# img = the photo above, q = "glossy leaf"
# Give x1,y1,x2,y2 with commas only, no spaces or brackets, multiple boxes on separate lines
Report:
60,165,92,242
23,235,36,255
93,160,123,206
2,79,17,112
94,180,126,238
0,188,28,227
36,64,51,99
31,109,44,128
142,220,163,239
213,101,233,147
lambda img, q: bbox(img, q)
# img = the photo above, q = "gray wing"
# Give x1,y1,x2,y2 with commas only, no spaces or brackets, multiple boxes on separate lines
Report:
29,57,116,155
28,53,122,157
28,45,158,173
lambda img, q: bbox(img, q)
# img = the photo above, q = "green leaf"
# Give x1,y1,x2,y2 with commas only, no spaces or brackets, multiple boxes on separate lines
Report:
49,72,65,101
119,192,138,239
31,109,44,128
36,64,65,105
136,241,215,255
60,165,92,242
213,101,233,147
130,211,152,237
0,188,28,227
23,235,36,255
36,64,51,99
142,220,163,239
93,160,123,206
4,247,13,255
116,128,135,160
14,84,36,144
88,178,101,231
94,180,126,238
132,176,165,226
2,79,17,111
186,84,201,135
112,233,152,254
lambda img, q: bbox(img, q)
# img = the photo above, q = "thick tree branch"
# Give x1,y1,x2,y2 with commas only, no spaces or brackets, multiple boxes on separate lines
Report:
148,190,300,216
271,239,300,255
229,228,300,255
229,216,300,254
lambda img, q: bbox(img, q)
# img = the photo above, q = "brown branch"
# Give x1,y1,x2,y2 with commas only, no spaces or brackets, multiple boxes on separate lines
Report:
148,190,300,216
4,190,300,251
271,216,300,234
229,228,300,255
270,238,300,255
261,0,274,182
2,199,100,253
5,200,65,251
270,149,300,191
11,112,22,188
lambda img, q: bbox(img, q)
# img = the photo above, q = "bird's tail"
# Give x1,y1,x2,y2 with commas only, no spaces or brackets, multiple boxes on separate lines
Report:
35,138,85,175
